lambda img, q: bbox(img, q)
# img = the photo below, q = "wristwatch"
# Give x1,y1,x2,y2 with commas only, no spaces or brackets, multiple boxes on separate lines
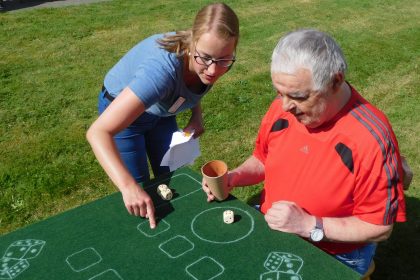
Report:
309,216,324,242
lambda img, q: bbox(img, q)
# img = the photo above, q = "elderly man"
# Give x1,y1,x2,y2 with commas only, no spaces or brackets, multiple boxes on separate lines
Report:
202,29,406,275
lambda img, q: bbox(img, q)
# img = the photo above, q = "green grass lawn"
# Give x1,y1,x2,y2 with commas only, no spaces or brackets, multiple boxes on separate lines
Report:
1,0,419,279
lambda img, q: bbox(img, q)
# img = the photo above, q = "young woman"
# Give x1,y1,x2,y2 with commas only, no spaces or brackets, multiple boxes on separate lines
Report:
87,3,239,228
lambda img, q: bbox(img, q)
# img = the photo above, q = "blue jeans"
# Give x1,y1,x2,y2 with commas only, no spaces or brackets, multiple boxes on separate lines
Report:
98,90,178,182
334,242,377,275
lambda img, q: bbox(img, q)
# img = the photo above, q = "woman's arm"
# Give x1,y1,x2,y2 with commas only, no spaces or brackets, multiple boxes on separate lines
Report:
184,103,205,138
86,87,156,228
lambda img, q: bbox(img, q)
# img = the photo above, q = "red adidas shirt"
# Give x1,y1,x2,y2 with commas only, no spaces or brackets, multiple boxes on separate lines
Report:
253,85,406,254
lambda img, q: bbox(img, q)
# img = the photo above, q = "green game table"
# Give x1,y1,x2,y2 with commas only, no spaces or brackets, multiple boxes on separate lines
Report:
0,167,361,280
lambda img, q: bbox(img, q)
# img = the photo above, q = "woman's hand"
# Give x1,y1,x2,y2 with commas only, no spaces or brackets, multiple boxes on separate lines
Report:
184,104,204,138
121,185,156,229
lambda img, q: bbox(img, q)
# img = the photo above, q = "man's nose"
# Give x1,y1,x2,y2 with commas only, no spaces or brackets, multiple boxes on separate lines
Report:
282,96,296,112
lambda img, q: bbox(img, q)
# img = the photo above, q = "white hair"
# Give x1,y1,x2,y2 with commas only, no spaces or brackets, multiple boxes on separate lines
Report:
271,29,347,91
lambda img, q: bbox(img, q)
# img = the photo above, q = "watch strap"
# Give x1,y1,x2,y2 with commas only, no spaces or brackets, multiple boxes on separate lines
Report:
315,216,323,230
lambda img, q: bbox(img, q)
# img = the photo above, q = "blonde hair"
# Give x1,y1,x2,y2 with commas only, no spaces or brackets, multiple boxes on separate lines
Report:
157,3,239,56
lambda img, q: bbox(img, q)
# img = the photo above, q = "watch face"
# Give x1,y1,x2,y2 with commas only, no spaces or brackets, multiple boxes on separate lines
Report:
310,229,324,242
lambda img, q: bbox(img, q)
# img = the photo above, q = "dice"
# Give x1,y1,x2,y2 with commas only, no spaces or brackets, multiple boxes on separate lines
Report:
3,240,45,260
0,239,45,279
260,271,302,280
223,210,234,224
263,252,303,274
0,258,30,279
157,184,173,200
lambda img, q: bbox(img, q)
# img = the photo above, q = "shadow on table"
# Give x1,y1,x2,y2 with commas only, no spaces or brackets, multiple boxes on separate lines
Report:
143,175,175,221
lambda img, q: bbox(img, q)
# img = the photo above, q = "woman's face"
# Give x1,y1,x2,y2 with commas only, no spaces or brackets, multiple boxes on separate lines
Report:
190,32,236,85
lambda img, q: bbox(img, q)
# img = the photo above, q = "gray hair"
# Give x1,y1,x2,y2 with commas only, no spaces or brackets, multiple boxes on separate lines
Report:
271,29,347,91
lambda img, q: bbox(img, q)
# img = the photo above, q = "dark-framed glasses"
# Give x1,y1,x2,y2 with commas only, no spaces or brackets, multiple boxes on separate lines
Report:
193,49,235,68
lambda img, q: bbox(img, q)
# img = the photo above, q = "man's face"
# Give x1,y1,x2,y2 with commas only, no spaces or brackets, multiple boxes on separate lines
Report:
271,68,333,128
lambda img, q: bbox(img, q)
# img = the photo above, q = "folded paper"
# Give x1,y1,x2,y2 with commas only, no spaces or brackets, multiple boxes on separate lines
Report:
160,131,200,171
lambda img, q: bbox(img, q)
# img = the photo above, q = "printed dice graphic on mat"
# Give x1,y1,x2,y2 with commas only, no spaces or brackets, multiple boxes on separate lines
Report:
3,240,46,260
0,258,29,279
264,252,303,274
1,239,46,279
260,271,302,280
0,269,10,280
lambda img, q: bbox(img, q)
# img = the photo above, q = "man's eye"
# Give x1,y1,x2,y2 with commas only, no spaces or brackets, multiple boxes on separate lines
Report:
291,96,307,101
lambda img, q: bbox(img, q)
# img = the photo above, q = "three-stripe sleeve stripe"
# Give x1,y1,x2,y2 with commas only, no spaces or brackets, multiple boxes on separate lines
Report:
350,101,399,224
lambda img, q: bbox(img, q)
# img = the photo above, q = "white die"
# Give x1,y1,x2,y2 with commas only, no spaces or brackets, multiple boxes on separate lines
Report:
157,184,169,192
223,210,234,224
157,184,172,200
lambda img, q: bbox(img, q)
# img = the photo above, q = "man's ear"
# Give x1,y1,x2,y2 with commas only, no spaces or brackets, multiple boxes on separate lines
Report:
332,72,344,91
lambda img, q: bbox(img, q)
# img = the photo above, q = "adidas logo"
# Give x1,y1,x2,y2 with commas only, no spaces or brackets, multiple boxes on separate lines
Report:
300,145,309,154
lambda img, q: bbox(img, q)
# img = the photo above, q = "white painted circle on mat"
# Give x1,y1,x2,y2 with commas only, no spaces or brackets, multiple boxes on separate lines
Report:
191,206,254,244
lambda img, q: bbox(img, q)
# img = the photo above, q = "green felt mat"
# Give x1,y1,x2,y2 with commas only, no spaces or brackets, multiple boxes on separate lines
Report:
0,167,360,279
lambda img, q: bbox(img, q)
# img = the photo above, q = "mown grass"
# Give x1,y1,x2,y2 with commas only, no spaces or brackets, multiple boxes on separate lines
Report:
1,0,419,279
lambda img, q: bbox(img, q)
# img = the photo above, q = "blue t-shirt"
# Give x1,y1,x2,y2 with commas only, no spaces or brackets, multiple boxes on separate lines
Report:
103,33,212,117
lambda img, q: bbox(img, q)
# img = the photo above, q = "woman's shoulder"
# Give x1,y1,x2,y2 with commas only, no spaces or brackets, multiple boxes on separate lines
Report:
133,33,167,51
128,33,181,69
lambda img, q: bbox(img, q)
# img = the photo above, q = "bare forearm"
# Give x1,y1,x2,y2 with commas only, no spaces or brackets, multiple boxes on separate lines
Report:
229,155,265,187
265,202,393,243
191,103,202,116
86,127,137,192
185,103,205,137
86,87,146,192
323,216,393,243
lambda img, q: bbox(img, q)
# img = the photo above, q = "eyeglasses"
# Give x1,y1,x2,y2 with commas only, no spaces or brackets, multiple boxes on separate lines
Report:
193,49,235,68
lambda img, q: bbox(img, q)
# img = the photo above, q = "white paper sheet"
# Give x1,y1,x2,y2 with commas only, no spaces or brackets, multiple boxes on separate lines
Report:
160,131,200,171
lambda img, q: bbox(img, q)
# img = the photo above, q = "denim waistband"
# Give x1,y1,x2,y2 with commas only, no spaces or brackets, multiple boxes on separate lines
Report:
101,85,115,102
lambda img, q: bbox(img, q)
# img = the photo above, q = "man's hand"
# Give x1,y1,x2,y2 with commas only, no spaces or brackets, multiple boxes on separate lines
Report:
202,177,216,202
202,172,235,202
265,201,314,238
121,186,156,229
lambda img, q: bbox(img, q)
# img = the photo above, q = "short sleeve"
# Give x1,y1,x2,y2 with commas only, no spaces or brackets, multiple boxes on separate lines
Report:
352,134,406,225
128,59,176,109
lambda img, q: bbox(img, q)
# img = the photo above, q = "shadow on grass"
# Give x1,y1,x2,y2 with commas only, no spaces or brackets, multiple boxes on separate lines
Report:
245,191,420,279
373,195,420,280
0,0,52,12
0,0,109,12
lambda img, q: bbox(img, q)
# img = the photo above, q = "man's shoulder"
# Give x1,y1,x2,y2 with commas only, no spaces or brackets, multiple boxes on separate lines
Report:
336,88,399,163
349,91,393,137
348,85,390,123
